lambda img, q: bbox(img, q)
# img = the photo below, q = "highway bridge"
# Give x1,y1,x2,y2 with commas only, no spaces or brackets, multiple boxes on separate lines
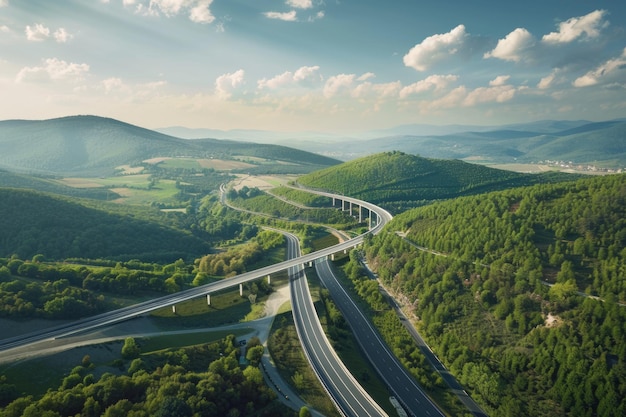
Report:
0,186,446,417
0,188,391,352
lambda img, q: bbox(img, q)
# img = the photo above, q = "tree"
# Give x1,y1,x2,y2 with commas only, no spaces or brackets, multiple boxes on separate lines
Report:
121,337,140,359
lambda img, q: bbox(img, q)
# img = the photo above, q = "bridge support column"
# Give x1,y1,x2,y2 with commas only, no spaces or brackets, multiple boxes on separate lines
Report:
207,294,211,305
172,305,176,314
309,261,313,267
331,253,335,261
359,205,362,223
239,283,243,296
267,275,271,284
369,210,372,229
349,201,352,215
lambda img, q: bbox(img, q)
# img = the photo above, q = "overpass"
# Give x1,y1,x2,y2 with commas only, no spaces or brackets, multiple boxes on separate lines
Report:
0,188,392,352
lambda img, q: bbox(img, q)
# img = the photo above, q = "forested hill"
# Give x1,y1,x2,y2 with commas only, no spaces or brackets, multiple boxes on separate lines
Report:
365,173,626,416
297,151,576,212
0,188,210,261
0,115,340,176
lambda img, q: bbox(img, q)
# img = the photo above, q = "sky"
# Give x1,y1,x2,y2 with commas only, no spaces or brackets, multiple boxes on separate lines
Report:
0,0,625,133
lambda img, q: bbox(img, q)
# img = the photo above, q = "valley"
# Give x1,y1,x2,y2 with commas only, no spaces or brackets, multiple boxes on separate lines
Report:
0,116,624,417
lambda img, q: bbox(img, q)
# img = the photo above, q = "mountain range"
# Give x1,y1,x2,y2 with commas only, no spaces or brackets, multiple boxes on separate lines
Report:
160,119,626,166
0,116,624,177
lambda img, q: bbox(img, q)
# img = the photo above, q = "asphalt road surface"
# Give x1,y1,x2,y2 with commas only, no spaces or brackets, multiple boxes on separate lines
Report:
315,258,445,417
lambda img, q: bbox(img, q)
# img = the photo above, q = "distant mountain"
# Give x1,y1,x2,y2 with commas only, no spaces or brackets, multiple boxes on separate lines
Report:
297,151,576,213
238,119,623,166
0,116,341,176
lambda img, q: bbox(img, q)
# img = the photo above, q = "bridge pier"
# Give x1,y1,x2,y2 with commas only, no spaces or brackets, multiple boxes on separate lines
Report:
172,305,176,314
267,274,271,284
240,283,243,296
331,253,335,261
359,205,363,223
207,294,211,305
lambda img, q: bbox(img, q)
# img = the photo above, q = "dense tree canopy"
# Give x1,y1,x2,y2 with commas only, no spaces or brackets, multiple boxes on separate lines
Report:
365,173,626,416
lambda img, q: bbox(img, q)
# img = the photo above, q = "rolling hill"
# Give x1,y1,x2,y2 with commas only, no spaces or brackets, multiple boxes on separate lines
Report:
0,115,341,176
0,188,210,261
297,151,578,212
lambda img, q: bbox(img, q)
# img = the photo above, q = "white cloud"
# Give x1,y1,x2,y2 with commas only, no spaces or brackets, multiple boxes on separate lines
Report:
323,73,356,98
538,70,558,89
484,28,535,62
148,0,188,17
463,84,516,106
25,23,50,41
15,58,90,83
489,75,510,86
215,69,245,99
358,72,375,82
403,25,467,71
351,81,402,99
573,48,626,87
25,24,73,43
0,0,8,7
264,10,297,22
399,74,458,98
258,66,321,90
287,0,312,9
53,28,73,43
542,10,608,44
136,0,216,24
1,25,10,34
189,0,215,24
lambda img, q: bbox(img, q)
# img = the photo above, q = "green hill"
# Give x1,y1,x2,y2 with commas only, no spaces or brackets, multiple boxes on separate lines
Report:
0,115,340,176
364,173,626,416
297,151,577,212
0,188,210,261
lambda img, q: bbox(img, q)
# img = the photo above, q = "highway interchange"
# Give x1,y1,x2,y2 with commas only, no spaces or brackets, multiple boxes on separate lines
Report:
1,186,454,417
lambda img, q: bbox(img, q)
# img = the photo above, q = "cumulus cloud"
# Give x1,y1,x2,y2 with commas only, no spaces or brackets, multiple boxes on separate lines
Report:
538,70,558,89
463,84,516,106
215,69,245,99
323,73,356,98
403,25,468,71
134,0,215,24
15,58,90,83
258,65,321,89
25,24,73,42
53,28,73,43
25,23,50,41
351,81,402,100
542,10,608,44
189,0,215,24
264,11,297,21
287,0,312,9
484,28,535,62
489,75,510,86
399,74,458,98
573,48,626,87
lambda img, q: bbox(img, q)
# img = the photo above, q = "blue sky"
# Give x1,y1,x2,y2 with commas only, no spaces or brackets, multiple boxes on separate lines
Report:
1,0,625,133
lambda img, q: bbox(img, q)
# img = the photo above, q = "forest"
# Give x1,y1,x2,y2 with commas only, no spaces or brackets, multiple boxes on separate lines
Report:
0,334,291,417
364,172,626,416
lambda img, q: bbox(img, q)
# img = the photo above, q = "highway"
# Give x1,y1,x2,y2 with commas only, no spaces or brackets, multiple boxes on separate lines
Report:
285,231,388,417
316,258,445,417
0,190,390,350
